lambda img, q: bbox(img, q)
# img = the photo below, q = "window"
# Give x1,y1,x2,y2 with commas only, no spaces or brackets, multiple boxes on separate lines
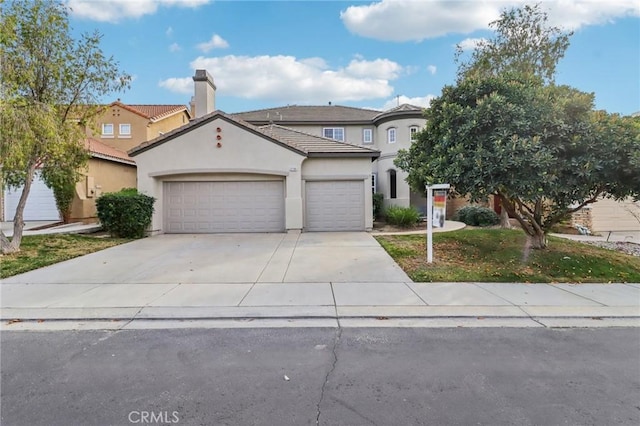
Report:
323,127,345,142
119,123,131,138
409,126,419,142
389,170,397,199
387,128,396,144
101,123,114,137
371,173,377,193
363,128,373,144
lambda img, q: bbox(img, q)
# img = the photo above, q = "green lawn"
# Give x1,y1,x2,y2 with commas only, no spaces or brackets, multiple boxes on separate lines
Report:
375,229,640,283
1,234,132,278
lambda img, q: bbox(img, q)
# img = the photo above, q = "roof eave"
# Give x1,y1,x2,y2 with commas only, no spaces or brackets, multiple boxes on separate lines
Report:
307,151,380,159
89,152,136,166
243,119,376,126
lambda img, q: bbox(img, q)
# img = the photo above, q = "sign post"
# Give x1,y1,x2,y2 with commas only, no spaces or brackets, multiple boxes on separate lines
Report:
426,183,450,263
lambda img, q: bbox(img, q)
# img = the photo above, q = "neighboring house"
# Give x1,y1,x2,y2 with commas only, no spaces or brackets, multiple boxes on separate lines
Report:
129,70,380,233
69,138,137,222
89,101,192,152
233,102,428,214
572,198,640,239
1,102,191,223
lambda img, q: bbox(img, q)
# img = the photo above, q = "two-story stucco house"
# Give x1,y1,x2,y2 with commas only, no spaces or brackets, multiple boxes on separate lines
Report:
232,101,428,215
129,70,380,234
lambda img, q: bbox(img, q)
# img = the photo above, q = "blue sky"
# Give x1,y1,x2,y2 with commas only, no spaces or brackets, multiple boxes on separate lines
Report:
67,0,640,115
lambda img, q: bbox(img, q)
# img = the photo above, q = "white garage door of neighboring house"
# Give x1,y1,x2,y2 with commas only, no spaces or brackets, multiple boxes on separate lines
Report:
164,181,285,233
306,181,365,231
3,172,60,221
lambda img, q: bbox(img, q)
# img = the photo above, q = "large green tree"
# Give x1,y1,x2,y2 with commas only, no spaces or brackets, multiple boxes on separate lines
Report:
396,3,640,249
455,3,572,83
0,0,129,254
395,74,639,249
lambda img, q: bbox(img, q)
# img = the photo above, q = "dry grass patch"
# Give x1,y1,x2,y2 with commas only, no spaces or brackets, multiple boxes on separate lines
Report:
375,229,640,283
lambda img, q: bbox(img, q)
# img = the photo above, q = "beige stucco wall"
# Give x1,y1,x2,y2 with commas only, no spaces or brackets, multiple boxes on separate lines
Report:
372,117,425,211
302,157,375,230
284,124,376,147
147,112,190,141
590,197,640,232
71,158,137,222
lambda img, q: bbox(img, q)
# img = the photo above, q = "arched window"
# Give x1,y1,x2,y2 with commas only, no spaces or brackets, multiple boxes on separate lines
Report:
389,170,397,199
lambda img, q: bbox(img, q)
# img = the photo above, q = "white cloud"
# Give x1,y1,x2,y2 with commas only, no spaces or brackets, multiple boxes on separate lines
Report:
166,26,174,37
345,58,403,79
159,55,405,103
457,37,488,52
341,0,502,42
159,77,193,94
381,95,435,111
169,43,181,53
426,65,437,75
68,0,211,23
340,0,640,42
196,34,230,52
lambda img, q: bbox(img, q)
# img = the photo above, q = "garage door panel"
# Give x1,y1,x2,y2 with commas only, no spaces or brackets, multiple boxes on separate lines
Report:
306,181,364,232
4,172,59,221
164,181,284,233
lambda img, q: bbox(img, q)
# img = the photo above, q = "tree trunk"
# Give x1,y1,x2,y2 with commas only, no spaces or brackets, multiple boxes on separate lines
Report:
1,165,37,254
499,206,512,229
527,231,547,250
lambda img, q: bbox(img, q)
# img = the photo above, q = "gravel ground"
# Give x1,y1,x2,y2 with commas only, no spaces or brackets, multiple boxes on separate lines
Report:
581,241,640,257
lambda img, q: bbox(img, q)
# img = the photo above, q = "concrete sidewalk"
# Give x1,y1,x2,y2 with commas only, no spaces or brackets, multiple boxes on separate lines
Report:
2,282,638,330
1,221,101,237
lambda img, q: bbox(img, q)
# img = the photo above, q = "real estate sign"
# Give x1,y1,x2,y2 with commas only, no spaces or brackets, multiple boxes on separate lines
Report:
432,190,447,228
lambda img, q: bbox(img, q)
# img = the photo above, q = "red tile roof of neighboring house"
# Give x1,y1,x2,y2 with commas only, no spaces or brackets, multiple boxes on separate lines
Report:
109,101,190,121
85,138,136,165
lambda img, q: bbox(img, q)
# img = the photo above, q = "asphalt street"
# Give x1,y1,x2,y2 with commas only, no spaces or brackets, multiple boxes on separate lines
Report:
2,327,639,426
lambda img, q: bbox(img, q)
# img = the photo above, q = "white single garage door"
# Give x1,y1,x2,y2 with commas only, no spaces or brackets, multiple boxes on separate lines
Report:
306,181,365,231
4,172,59,221
164,181,285,233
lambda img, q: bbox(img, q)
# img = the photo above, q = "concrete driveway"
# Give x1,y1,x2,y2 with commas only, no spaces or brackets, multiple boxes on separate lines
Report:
2,232,410,284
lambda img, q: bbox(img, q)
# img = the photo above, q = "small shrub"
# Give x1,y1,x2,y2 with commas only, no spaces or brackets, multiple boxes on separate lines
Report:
373,193,384,220
96,189,155,238
385,206,421,227
453,205,499,227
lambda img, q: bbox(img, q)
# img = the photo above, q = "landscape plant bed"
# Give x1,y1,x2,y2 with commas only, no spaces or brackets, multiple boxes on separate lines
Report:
375,229,640,283
0,234,132,278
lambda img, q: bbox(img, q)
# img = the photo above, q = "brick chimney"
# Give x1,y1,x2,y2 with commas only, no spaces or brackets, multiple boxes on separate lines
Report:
192,69,216,118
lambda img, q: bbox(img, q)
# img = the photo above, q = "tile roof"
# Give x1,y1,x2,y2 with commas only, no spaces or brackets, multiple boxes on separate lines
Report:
110,102,190,121
85,138,136,165
232,105,381,124
255,124,380,156
129,110,379,159
372,103,425,124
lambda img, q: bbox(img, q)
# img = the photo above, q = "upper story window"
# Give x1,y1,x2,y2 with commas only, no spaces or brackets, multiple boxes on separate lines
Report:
323,127,345,142
362,128,373,145
409,126,419,142
119,124,131,138
101,123,114,138
387,127,397,144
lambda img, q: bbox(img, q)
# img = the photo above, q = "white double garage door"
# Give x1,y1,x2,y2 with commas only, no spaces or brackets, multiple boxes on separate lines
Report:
164,180,364,233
